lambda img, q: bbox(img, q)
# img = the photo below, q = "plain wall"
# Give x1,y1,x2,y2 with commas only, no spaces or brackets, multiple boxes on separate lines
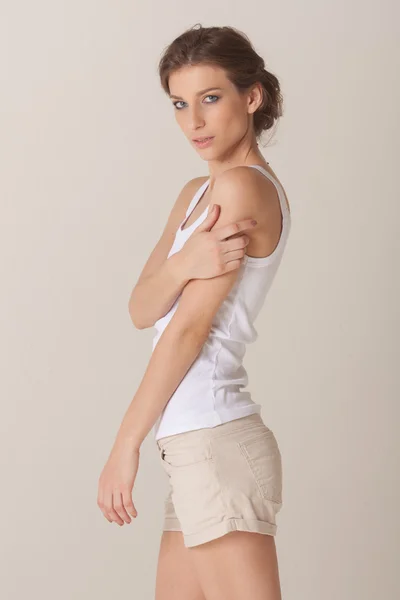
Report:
1,1,399,598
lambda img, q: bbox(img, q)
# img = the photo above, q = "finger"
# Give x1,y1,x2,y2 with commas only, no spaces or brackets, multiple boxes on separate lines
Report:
221,235,249,254
113,489,132,524
121,488,138,519
97,481,112,523
214,219,257,241
97,494,112,523
222,249,247,263
104,489,124,526
220,258,243,272
99,506,113,523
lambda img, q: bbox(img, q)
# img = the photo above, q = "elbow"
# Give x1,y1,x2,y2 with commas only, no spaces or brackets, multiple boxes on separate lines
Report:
131,318,145,330
128,302,152,330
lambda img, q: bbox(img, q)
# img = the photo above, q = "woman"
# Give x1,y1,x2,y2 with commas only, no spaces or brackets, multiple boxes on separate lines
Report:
98,24,291,600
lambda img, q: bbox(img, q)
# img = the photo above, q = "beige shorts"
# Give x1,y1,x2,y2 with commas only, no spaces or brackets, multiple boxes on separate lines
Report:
156,413,283,548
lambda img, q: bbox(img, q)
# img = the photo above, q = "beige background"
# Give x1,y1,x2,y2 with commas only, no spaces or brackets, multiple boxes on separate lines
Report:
1,2,399,599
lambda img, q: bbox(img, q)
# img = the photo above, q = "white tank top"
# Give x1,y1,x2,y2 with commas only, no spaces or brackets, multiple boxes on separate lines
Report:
152,164,291,441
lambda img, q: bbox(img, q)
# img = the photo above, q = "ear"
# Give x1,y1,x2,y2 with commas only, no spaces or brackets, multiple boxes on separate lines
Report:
248,82,264,114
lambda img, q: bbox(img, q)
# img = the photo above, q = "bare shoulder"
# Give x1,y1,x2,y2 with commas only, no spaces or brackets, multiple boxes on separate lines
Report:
165,174,209,222
185,174,209,196
210,165,289,259
201,166,266,235
212,165,273,213
213,164,290,216
175,174,209,213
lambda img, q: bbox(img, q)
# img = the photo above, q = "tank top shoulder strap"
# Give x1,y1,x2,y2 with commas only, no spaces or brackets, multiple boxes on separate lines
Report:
184,178,210,219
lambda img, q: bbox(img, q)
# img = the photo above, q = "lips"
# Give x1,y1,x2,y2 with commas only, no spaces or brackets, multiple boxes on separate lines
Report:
193,136,213,142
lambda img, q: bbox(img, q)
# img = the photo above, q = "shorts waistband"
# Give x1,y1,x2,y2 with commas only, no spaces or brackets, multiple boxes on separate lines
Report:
156,413,267,451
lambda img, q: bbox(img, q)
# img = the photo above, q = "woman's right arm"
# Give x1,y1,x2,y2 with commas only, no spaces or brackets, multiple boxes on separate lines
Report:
128,177,206,330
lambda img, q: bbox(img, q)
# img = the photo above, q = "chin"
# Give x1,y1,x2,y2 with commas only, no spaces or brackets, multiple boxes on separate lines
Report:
195,147,215,157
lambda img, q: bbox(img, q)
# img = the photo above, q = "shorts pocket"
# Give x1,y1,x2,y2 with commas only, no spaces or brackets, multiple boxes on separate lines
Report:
161,441,213,468
238,430,283,505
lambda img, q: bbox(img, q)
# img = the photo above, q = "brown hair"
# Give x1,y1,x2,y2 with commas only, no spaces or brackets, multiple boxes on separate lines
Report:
158,24,283,143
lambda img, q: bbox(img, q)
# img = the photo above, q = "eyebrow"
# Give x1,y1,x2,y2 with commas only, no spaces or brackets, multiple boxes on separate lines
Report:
169,87,223,100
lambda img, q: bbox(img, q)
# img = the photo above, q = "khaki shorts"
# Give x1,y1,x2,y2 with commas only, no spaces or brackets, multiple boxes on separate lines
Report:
156,413,283,548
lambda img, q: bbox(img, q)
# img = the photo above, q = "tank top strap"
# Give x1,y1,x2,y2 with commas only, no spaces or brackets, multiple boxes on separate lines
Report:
184,179,210,219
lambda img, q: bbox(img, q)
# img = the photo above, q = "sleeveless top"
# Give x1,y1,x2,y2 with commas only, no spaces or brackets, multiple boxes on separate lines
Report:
151,164,291,441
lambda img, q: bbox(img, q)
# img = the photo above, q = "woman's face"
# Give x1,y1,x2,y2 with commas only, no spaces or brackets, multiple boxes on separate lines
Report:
168,64,260,160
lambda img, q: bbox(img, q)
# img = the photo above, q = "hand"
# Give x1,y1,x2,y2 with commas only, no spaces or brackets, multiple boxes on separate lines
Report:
179,204,257,280
97,439,139,526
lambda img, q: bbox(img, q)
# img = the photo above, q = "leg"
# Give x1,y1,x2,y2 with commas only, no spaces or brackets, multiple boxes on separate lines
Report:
155,531,206,600
188,531,282,600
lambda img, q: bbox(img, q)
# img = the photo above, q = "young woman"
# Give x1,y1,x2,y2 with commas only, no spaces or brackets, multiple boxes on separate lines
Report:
98,24,291,600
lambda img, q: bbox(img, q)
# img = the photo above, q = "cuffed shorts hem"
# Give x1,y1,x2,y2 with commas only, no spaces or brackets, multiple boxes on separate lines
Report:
163,517,181,531
163,517,277,548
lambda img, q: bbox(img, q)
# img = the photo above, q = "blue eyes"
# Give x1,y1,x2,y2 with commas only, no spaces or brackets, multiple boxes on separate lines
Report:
173,95,220,110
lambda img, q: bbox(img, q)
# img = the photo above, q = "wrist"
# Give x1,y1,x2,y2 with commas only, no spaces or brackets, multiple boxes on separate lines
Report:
167,251,191,286
114,434,142,454
114,428,142,453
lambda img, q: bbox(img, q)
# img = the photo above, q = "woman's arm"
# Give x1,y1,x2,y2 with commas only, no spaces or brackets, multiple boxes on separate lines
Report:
116,167,263,448
128,177,207,329
128,251,190,329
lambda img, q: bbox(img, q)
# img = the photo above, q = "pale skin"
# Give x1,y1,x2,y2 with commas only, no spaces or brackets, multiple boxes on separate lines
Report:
97,63,290,600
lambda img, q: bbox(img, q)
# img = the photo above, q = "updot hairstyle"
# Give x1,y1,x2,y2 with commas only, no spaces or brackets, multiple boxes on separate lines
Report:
158,24,283,145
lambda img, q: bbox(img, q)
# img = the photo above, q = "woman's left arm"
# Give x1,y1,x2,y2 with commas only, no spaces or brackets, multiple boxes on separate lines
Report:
97,168,262,525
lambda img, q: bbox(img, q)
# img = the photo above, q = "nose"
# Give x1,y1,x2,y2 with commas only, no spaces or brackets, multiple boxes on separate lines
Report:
188,106,205,131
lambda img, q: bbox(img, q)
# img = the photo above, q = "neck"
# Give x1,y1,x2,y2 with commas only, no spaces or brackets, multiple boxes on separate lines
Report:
206,135,267,184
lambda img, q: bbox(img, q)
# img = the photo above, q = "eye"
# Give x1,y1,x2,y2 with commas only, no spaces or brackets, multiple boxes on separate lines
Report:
172,95,220,110
204,94,219,103
173,100,186,110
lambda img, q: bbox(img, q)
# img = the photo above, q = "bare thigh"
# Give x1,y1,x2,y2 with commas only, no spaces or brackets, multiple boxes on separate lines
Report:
155,531,206,600
188,531,282,600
